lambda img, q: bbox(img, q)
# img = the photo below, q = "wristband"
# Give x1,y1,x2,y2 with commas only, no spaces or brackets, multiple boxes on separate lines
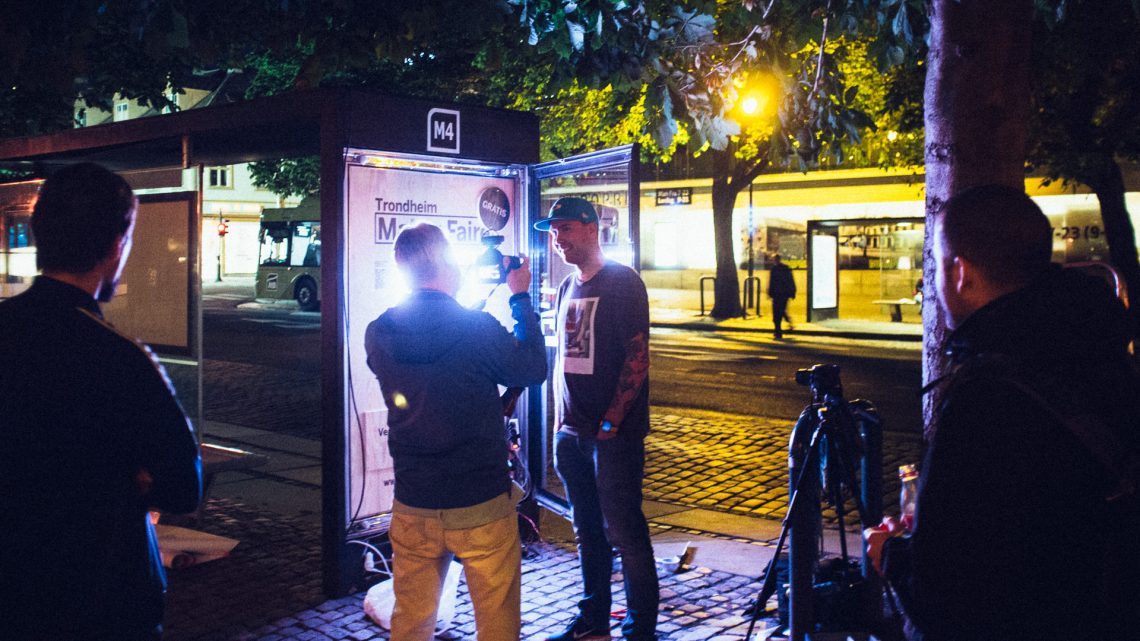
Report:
600,420,614,434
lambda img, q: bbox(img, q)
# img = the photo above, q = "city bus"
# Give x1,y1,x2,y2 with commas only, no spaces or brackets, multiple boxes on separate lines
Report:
255,196,321,311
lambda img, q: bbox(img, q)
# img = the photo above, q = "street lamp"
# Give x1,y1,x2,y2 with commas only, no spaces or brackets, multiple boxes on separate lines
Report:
730,73,777,315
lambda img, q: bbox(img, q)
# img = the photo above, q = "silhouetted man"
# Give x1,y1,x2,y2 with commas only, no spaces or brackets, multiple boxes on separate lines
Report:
0,163,202,640
767,254,796,339
365,223,546,641
866,185,1138,640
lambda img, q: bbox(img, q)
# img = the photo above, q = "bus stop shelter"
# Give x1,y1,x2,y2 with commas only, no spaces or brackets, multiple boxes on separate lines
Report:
0,88,640,596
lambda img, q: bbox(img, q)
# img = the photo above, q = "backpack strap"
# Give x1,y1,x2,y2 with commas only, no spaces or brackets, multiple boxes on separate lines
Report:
956,353,1138,503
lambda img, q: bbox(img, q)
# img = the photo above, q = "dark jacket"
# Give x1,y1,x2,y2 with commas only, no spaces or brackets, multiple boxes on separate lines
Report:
768,262,796,300
882,266,1136,641
0,277,202,640
365,290,546,510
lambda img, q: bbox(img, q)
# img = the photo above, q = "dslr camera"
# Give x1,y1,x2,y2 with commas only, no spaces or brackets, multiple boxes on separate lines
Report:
794,363,842,395
474,235,522,284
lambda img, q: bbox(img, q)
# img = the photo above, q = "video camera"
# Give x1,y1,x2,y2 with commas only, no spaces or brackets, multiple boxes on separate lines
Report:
474,235,522,285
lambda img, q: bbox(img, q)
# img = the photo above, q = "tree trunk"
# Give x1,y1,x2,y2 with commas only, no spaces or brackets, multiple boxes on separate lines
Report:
710,149,744,319
922,0,1034,435
1092,158,1140,339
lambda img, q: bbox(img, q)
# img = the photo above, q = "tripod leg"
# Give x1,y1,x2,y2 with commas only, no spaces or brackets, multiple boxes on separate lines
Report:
743,412,824,640
829,473,850,562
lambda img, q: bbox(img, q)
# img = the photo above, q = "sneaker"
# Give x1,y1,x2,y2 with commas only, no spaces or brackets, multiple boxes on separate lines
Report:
546,617,611,641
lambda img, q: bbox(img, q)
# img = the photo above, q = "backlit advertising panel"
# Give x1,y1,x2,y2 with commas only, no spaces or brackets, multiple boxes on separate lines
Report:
342,155,523,531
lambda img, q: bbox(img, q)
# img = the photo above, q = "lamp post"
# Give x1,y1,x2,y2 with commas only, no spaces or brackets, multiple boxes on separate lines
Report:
736,86,768,315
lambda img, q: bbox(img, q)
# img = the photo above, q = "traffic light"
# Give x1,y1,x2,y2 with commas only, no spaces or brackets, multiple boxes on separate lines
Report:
217,220,229,237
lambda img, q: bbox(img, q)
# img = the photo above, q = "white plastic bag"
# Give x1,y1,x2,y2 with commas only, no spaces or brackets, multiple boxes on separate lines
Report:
363,560,464,635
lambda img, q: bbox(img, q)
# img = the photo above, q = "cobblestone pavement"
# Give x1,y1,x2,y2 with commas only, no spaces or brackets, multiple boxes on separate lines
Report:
193,359,321,439
194,358,923,528
165,357,924,640
644,408,923,526
165,499,774,641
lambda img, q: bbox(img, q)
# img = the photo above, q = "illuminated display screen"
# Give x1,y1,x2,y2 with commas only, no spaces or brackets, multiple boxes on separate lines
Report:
811,233,838,309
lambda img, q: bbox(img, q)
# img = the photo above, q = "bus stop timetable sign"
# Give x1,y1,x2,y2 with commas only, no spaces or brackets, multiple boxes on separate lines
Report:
426,108,460,153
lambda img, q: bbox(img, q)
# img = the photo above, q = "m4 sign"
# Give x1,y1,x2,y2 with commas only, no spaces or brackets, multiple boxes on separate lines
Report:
427,108,460,153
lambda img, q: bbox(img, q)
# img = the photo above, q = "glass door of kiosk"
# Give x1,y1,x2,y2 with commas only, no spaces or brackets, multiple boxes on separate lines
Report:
529,145,640,516
342,150,531,538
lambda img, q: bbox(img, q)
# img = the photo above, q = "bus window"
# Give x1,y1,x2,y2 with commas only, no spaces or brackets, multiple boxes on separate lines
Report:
260,222,290,265
292,222,321,267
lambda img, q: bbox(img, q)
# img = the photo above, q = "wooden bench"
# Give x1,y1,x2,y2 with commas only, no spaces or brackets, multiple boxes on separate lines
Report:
872,298,920,322
197,443,269,521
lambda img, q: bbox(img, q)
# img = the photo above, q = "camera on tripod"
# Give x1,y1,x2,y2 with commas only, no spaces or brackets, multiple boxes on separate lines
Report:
746,363,886,641
474,235,522,285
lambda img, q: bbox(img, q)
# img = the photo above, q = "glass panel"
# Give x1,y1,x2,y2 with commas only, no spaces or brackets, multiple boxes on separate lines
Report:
833,219,923,323
291,223,323,265
341,151,525,535
878,221,924,323
536,162,633,504
102,197,193,351
0,182,40,301
259,222,290,265
291,222,321,267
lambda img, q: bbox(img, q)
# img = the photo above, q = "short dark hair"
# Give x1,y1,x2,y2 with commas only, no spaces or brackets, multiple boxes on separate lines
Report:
937,184,1053,286
393,223,452,286
32,163,136,273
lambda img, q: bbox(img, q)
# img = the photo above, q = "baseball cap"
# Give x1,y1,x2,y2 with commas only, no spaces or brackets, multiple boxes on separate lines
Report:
533,197,599,231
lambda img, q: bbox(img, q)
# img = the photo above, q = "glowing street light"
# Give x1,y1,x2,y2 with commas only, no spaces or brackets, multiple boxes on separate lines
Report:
730,73,779,316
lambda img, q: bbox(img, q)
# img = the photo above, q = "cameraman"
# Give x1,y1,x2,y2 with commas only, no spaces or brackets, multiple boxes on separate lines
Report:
365,223,546,641
865,186,1138,640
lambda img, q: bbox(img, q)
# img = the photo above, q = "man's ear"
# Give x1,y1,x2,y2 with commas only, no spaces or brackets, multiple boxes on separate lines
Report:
954,255,987,303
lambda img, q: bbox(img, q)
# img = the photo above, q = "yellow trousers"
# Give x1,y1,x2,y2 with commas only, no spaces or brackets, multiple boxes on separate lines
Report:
389,511,521,641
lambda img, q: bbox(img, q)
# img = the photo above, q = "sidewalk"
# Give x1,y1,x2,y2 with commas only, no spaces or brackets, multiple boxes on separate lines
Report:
170,411,922,641
647,288,923,342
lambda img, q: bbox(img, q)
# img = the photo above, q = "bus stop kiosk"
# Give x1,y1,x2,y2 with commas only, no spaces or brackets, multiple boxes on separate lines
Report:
0,88,640,597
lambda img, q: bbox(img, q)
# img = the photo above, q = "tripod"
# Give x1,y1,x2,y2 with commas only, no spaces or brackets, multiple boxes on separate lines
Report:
745,365,882,641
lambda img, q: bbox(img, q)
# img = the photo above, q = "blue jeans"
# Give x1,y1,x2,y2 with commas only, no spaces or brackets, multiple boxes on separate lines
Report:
554,430,659,641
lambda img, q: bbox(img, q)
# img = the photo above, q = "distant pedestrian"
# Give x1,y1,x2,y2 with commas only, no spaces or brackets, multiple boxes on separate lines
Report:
0,163,202,640
864,185,1139,640
767,254,796,339
535,197,658,641
365,223,546,641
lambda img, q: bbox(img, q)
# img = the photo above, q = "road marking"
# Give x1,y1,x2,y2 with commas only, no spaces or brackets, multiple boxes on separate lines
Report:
651,347,778,362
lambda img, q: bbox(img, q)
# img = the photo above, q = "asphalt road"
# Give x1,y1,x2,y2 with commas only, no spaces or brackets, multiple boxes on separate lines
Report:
201,286,923,434
649,328,923,433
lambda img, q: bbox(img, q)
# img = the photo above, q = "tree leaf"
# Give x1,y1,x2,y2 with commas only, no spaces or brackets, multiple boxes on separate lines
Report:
567,19,585,51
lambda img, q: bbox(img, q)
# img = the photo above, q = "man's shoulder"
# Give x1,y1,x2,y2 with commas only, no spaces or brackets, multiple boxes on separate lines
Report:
600,262,646,291
74,309,166,371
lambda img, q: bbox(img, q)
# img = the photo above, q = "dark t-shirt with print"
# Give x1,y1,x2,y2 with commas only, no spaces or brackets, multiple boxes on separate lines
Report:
555,261,650,438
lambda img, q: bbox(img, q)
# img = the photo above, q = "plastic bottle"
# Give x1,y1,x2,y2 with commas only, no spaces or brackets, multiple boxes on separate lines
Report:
898,464,919,532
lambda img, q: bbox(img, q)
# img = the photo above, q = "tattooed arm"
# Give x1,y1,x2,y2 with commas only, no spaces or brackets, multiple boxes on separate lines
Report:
598,331,649,440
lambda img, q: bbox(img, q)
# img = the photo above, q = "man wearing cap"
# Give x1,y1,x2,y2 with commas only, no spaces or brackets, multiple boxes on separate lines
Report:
535,197,658,641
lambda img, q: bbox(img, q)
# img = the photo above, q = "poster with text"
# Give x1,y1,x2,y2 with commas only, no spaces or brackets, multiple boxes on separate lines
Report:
344,160,522,522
